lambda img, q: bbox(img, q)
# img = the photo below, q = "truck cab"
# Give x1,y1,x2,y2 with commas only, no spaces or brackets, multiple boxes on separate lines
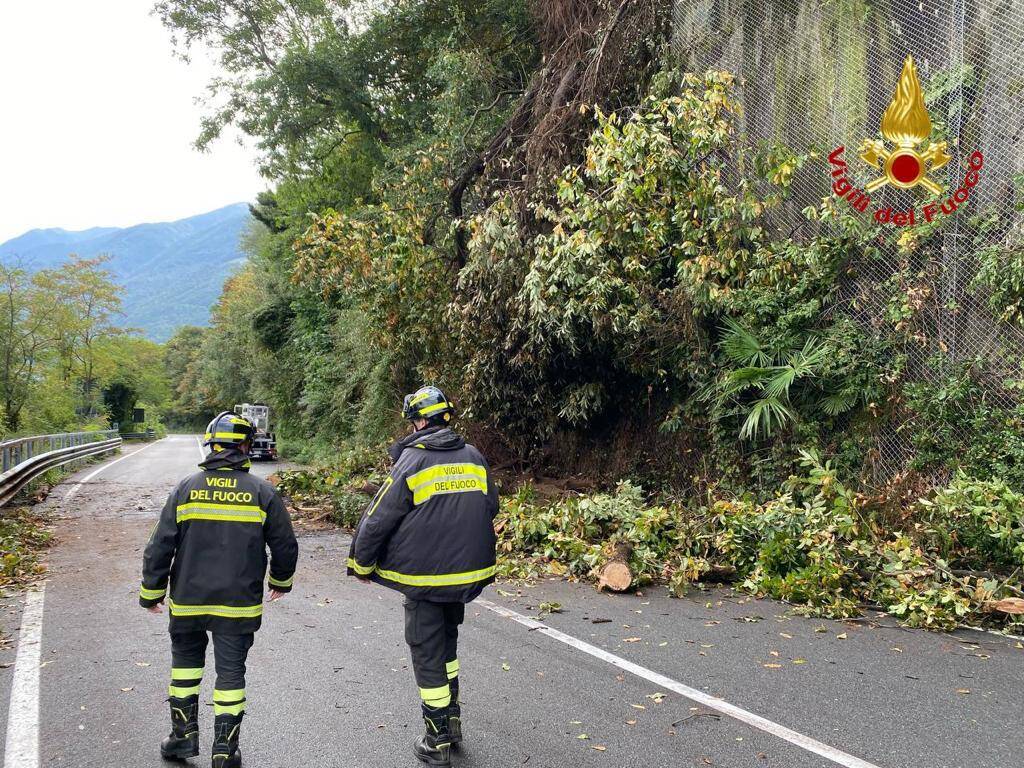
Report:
233,403,278,461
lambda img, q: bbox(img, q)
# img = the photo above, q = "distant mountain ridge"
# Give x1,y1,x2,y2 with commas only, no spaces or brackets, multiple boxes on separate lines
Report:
0,203,252,342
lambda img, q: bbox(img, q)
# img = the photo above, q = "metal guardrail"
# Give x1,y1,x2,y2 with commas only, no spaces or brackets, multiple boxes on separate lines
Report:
0,430,122,507
0,430,118,473
120,429,156,440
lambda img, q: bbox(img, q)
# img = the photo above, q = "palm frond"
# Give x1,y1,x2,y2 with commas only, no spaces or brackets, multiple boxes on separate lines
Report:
739,396,794,441
720,317,771,367
819,389,859,416
786,336,828,377
697,366,772,403
760,365,797,399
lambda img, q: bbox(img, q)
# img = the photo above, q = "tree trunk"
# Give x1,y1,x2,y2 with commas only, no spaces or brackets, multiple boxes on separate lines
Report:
597,540,634,593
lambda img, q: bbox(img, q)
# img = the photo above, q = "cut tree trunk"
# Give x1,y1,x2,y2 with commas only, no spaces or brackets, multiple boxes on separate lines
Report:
597,541,634,593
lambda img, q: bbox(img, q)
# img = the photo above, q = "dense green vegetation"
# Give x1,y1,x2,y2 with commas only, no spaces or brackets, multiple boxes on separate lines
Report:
157,1,1024,628
0,256,170,438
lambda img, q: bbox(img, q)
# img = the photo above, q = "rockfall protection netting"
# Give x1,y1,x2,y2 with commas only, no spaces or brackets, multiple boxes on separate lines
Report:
672,0,1024,482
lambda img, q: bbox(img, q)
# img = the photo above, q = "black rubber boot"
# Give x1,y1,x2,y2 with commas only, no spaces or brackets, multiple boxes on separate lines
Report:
448,677,462,748
211,713,243,768
160,695,199,760
413,703,451,767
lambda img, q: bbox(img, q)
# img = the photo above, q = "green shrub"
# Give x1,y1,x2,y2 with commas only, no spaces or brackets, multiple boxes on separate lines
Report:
493,452,1024,631
918,474,1024,571
275,443,388,527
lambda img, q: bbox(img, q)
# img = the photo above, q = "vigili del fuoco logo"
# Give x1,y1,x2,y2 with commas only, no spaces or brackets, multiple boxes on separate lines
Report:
827,55,984,226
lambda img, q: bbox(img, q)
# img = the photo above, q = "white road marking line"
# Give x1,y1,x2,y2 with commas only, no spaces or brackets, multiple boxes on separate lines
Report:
3,586,45,768
62,439,162,502
478,598,884,768
194,436,205,462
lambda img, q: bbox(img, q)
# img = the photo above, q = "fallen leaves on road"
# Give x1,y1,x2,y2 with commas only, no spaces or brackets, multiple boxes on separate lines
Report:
537,602,562,619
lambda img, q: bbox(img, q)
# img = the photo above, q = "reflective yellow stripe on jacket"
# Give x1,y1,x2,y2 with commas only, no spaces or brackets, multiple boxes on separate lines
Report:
167,600,263,619
347,558,494,587
176,502,266,524
346,557,375,576
375,565,496,587
405,463,487,506
139,584,166,600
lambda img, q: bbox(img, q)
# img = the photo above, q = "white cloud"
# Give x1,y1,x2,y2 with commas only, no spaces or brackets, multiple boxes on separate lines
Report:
0,0,266,242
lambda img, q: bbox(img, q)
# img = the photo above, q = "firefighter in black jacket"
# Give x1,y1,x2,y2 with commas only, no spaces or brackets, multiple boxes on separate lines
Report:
347,386,498,767
140,412,298,768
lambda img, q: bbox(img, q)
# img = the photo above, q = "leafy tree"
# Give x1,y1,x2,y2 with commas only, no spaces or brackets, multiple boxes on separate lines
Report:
154,0,536,177
33,256,125,418
164,325,212,427
96,336,173,428
0,262,50,432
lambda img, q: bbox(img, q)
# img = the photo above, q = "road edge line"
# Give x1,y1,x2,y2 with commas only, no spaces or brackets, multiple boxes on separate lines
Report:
477,598,884,768
3,586,45,768
62,438,163,502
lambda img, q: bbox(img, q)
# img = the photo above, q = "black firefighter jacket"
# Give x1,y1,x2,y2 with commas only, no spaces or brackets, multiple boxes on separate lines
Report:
347,427,498,603
140,448,298,634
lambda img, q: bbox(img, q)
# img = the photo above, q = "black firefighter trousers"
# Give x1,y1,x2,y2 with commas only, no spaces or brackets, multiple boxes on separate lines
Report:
403,599,465,709
169,631,254,717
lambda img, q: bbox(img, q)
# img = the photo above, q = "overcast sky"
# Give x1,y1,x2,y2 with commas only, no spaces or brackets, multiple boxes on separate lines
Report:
0,0,266,243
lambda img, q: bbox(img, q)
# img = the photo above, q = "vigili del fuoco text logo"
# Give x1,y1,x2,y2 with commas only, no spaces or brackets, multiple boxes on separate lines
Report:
827,55,984,226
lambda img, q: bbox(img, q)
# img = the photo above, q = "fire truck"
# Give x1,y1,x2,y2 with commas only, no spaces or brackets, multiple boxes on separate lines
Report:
233,403,278,461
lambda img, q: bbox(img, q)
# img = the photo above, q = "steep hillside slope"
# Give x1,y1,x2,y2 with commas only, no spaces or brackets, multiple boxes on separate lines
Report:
0,203,252,341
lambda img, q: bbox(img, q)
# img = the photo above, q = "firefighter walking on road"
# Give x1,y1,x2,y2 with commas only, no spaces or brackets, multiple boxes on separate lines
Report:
347,386,499,767
140,412,298,768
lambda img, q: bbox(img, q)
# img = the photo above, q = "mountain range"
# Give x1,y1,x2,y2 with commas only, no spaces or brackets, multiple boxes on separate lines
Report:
0,203,253,342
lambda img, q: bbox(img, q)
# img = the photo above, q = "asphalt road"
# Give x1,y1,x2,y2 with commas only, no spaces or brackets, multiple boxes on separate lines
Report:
1,434,1022,768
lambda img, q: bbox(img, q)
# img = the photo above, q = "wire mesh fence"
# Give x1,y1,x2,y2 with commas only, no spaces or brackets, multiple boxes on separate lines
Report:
672,0,1024,483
